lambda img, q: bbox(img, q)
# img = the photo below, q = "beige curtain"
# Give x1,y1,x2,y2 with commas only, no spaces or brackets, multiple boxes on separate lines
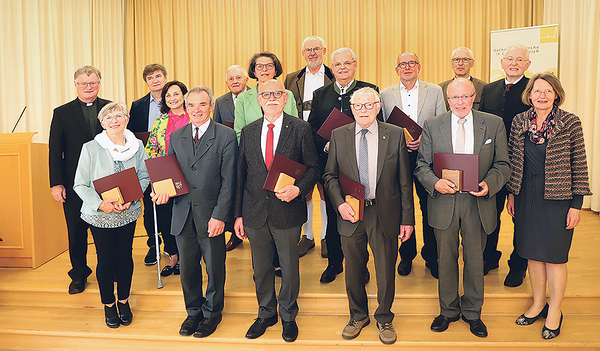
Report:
544,0,600,211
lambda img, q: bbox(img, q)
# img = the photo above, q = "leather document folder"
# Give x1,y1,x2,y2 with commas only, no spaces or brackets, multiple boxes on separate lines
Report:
93,167,144,203
433,153,480,192
385,106,422,141
144,154,190,197
263,153,307,192
339,173,365,221
225,121,234,129
134,132,151,146
316,108,354,141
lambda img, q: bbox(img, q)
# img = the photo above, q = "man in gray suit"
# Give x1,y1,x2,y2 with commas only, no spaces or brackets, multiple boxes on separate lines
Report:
439,47,486,111
414,78,510,338
380,52,446,278
153,86,237,339
234,80,320,342
324,87,414,344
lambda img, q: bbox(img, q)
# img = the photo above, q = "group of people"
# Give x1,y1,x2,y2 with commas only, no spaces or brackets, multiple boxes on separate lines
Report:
48,36,590,344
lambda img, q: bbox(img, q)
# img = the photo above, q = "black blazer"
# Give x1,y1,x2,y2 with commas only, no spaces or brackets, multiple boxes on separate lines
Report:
49,97,110,188
479,77,530,134
213,92,236,125
128,93,151,133
234,113,321,229
284,65,335,116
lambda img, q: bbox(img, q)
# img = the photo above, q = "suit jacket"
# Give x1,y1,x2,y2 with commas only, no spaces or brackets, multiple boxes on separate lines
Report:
439,76,486,111
414,110,511,234
129,93,151,133
234,113,320,229
213,88,249,126
284,65,335,116
168,120,238,237
308,80,382,170
380,80,446,126
49,97,110,189
479,77,530,134
323,122,415,240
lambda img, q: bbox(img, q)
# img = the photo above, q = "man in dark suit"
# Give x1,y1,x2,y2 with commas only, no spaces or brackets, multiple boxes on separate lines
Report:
128,63,169,266
49,65,110,294
380,52,446,278
439,47,487,111
153,86,237,338
234,80,320,342
415,78,511,338
323,87,414,345
213,64,249,252
308,47,382,283
284,36,335,258
479,45,531,287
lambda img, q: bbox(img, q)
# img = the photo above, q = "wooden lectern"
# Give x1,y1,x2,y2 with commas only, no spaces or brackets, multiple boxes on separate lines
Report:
0,133,68,268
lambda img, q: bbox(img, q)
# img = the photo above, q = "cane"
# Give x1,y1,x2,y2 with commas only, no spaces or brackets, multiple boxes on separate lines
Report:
153,202,164,289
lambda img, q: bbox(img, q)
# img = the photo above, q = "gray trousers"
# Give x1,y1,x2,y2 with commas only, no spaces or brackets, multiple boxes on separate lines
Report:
434,193,487,320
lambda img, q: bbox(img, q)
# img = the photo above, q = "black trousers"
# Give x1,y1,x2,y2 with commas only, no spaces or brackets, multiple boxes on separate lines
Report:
142,187,178,256
63,188,92,280
90,221,136,305
323,178,343,269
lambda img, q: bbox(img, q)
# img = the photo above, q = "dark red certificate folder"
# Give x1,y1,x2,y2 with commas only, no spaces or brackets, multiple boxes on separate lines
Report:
93,167,144,203
339,173,365,221
316,108,354,141
134,132,151,146
386,106,422,140
144,154,190,197
263,153,307,192
433,153,480,192
225,121,234,129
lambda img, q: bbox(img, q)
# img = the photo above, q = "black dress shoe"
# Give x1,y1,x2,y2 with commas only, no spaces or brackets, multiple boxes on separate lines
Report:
364,270,371,284
397,260,412,276
160,265,174,277
516,303,549,325
483,261,499,276
144,246,157,266
504,269,527,287
104,304,120,329
282,320,298,342
426,261,439,279
179,315,202,336
542,312,563,340
194,314,222,338
320,265,343,283
462,315,488,337
430,314,460,332
117,301,133,326
245,315,278,339
173,263,180,275
226,234,242,252
69,278,87,294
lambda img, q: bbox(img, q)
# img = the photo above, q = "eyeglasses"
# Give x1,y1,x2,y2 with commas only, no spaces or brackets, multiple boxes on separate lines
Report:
447,93,475,101
332,60,356,69
259,90,285,99
255,63,275,71
303,47,322,53
503,57,528,64
76,81,100,88
451,58,473,63
397,61,419,69
531,89,554,97
350,101,380,110
101,114,126,122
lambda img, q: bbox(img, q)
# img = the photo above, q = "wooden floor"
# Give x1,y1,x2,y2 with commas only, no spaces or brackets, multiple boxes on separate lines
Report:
1,202,600,350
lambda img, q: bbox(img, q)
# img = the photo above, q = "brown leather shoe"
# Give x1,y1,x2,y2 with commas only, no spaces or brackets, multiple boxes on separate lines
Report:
225,234,242,252
298,236,315,257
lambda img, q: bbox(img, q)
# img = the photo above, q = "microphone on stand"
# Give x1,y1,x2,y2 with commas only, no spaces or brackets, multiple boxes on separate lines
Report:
11,106,27,132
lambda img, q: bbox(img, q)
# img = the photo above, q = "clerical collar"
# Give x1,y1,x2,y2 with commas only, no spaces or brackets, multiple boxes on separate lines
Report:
78,98,96,107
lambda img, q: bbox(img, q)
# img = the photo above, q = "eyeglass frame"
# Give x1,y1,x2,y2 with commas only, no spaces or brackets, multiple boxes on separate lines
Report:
350,101,381,110
396,61,419,69
447,93,476,101
258,90,285,99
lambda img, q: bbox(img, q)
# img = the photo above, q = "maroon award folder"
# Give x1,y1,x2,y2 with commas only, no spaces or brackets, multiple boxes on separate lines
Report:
134,132,151,146
225,121,234,129
433,153,480,192
263,153,308,192
339,173,365,221
144,154,190,197
93,167,144,203
385,106,422,141
316,108,354,141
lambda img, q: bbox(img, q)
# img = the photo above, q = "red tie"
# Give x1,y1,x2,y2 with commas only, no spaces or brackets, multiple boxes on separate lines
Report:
266,123,275,170
505,83,514,92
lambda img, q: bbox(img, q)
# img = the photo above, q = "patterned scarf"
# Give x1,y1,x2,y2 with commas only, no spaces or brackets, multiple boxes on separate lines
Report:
528,106,557,144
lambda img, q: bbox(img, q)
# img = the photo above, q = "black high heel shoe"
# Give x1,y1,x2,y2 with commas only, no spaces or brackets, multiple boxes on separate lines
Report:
542,312,563,340
516,303,549,325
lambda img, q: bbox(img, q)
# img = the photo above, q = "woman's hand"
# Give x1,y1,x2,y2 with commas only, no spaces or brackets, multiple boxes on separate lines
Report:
113,202,132,213
566,208,581,229
99,199,116,214
506,193,515,218
152,192,170,205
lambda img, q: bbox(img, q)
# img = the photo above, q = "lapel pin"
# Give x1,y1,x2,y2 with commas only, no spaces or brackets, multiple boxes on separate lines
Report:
383,136,386,139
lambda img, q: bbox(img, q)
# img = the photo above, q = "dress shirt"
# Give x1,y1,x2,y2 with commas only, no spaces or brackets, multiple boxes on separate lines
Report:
232,93,238,108
355,121,379,199
148,95,162,131
451,111,474,154
302,64,326,121
400,79,419,123
504,75,524,87
336,79,355,95
261,113,284,164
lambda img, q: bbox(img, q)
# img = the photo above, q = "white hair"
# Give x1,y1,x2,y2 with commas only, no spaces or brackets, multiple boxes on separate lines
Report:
302,36,326,49
451,47,474,60
331,47,357,63
225,65,248,80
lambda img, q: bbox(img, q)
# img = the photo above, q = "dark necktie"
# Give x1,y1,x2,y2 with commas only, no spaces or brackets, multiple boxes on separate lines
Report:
505,83,514,92
266,123,275,170
194,127,199,143
358,129,370,198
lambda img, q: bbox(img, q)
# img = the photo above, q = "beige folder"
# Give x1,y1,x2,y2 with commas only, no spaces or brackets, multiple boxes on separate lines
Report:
101,187,124,205
274,172,296,193
345,195,360,221
153,178,177,197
